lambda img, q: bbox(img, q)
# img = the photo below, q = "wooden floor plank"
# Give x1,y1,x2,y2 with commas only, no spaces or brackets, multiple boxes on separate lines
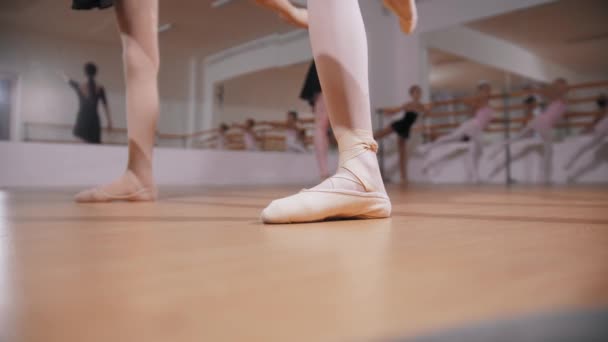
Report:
0,185,607,342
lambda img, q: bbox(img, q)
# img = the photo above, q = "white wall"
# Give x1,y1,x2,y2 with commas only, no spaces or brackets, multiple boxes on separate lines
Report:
0,141,338,187
380,134,608,185
2,137,605,188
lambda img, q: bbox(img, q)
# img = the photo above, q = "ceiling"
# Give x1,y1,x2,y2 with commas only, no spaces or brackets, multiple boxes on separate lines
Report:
3,0,606,72
0,0,295,56
429,0,608,93
2,0,606,96
466,0,608,75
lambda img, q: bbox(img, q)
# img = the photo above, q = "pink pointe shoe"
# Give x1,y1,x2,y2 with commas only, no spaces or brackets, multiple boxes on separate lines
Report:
74,171,157,203
261,130,391,224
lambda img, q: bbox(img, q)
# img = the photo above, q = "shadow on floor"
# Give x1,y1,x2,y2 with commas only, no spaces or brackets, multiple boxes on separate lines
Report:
389,308,608,342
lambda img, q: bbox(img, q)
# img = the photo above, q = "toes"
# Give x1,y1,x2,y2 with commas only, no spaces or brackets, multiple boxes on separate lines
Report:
260,203,275,223
74,189,96,203
261,200,290,224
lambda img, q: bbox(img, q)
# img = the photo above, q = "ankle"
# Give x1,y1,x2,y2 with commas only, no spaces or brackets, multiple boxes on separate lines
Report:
126,168,155,189
358,151,386,193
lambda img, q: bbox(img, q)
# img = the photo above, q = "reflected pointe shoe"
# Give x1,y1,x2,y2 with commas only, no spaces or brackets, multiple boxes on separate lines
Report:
261,130,391,224
383,0,418,34
74,171,157,203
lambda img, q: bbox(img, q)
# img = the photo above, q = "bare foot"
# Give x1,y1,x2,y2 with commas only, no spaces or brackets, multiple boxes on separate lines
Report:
74,170,157,203
383,0,418,34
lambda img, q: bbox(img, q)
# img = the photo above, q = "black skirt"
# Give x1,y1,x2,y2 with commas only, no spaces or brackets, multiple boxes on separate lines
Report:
391,111,419,139
299,61,322,107
72,0,114,10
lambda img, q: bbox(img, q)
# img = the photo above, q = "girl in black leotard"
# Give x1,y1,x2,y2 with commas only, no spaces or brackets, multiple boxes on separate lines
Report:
64,62,112,144
375,85,430,184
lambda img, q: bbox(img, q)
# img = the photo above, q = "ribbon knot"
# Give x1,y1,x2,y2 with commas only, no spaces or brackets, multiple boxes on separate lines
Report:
337,131,379,167
367,141,379,153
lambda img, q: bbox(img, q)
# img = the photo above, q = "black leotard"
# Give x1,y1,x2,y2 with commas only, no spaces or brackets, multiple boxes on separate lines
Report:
299,61,322,107
391,111,419,139
72,0,113,10
70,80,107,144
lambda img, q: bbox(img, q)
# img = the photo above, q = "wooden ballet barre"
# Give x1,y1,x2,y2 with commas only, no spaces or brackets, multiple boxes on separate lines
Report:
26,122,76,130
565,111,602,119
23,137,125,145
156,132,188,139
418,81,608,106
427,94,503,107
25,121,128,133
568,80,608,91
556,121,593,129
494,103,528,112
187,128,223,139
25,121,194,140
485,126,521,133
503,80,608,99
299,118,315,124
426,109,474,118
423,122,461,131
491,117,530,124
567,96,606,105
262,135,287,142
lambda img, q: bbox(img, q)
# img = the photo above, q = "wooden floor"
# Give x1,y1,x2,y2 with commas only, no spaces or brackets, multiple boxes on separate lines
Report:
1,185,607,342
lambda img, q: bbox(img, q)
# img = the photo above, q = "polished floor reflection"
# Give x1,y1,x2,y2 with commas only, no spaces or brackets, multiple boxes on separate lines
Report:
0,185,607,342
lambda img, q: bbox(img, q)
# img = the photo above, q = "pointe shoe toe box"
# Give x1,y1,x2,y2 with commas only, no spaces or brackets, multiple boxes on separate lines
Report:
74,187,157,203
74,188,108,203
261,190,391,224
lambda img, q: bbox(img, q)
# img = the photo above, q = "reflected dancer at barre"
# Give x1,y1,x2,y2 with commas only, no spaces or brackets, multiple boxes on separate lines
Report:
263,111,308,153
564,94,608,178
375,85,430,184
419,82,495,184
61,62,112,144
489,78,569,184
